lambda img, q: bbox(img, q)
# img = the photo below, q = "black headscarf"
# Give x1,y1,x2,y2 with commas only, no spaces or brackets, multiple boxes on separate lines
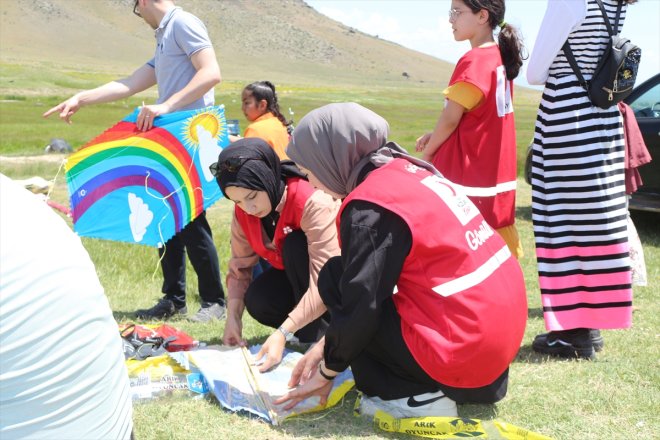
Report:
214,138,306,237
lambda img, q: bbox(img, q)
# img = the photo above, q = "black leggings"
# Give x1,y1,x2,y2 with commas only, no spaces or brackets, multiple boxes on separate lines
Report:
160,211,224,307
244,230,328,343
318,256,509,404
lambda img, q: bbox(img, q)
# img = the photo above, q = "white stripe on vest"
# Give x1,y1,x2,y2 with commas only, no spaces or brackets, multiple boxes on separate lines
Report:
432,245,511,297
457,180,517,198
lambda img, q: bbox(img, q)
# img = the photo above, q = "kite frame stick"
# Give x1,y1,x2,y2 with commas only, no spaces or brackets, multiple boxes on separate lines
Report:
241,346,280,425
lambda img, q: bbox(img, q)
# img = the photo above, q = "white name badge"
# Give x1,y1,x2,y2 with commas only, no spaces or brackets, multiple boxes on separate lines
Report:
420,175,480,226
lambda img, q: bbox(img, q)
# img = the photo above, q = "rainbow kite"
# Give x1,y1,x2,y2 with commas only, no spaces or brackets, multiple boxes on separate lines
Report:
65,105,229,247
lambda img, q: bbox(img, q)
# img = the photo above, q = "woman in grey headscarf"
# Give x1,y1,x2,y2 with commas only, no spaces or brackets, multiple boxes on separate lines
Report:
276,103,527,419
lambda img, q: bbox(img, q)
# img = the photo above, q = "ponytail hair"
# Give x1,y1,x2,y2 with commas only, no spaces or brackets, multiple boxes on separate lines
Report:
497,22,524,80
462,0,526,80
243,81,292,129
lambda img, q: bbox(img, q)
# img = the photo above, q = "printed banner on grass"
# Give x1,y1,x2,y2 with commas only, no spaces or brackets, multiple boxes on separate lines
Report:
170,346,355,425
373,410,553,439
65,105,229,247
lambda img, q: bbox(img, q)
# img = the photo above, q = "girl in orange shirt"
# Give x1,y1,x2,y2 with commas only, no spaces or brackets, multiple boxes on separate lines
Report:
239,81,292,160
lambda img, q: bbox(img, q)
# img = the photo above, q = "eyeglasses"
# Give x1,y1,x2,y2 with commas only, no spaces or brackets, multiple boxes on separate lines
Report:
209,156,257,176
133,0,141,17
448,8,467,21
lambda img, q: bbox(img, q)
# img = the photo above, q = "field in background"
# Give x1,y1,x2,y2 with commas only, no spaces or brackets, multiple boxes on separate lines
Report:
0,64,540,177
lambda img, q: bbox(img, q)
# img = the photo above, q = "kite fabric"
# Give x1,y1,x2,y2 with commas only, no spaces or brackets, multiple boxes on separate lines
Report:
65,105,230,247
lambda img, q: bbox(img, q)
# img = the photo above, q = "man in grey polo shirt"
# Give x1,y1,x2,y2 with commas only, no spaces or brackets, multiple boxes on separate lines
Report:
44,0,226,323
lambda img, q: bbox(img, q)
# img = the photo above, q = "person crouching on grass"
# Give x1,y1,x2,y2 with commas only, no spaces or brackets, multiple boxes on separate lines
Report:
275,102,527,418
213,138,340,372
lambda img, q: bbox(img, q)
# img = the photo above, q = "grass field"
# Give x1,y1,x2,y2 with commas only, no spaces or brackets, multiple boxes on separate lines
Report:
0,73,658,439
0,61,540,175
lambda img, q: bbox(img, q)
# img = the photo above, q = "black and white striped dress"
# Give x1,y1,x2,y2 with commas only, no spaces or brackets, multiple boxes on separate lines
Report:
531,0,633,331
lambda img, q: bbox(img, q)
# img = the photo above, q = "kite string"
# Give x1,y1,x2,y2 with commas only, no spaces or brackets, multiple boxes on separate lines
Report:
142,171,176,282
46,158,67,201
143,171,203,283
153,229,167,283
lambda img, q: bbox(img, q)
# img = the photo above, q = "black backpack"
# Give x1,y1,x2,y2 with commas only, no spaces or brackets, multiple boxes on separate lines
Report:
562,0,641,109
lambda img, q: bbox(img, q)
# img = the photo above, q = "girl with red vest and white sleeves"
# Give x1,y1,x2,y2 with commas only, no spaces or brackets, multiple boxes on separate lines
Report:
276,103,527,419
213,138,340,372
416,0,525,259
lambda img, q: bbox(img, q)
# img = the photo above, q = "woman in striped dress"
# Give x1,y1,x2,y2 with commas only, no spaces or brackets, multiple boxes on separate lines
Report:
526,0,635,359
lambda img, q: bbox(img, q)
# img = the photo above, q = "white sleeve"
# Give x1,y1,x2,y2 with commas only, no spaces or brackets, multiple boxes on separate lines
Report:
527,0,588,85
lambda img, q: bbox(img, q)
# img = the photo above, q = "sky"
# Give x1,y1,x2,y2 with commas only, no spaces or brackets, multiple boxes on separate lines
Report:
305,0,660,89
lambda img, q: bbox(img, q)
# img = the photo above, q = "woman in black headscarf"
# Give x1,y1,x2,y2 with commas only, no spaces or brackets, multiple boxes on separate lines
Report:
213,138,340,371
275,103,527,418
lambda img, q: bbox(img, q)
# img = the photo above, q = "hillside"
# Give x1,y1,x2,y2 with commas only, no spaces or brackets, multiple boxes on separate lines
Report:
0,0,455,90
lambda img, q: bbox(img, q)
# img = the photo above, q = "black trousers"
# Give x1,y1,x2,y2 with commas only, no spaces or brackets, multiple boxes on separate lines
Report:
159,211,224,308
318,256,509,404
244,230,328,343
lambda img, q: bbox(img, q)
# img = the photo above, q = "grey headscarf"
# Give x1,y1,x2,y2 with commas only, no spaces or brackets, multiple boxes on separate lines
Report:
287,102,440,198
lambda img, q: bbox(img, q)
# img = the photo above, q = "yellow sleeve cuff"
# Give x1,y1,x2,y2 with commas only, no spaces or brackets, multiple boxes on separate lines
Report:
443,82,484,111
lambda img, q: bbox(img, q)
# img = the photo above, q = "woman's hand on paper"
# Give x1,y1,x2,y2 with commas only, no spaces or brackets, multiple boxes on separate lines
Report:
222,313,246,346
287,338,324,387
274,364,333,410
254,330,286,373
274,337,333,409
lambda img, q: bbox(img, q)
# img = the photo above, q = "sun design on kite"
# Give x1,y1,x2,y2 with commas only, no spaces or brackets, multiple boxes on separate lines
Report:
181,107,228,182
181,107,226,149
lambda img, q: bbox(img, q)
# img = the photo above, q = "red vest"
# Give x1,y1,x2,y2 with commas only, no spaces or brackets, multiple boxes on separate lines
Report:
235,177,314,270
339,159,527,388
433,45,517,229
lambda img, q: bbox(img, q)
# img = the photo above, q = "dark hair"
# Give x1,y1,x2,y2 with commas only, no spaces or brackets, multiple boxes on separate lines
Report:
243,81,292,129
461,0,525,80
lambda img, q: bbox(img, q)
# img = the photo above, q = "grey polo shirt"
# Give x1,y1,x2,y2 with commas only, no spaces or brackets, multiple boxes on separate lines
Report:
146,7,215,111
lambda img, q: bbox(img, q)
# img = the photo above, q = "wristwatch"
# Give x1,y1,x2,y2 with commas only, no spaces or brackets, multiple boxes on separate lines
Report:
277,325,294,342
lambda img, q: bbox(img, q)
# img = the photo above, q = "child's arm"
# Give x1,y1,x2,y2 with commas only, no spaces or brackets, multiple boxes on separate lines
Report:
416,99,466,162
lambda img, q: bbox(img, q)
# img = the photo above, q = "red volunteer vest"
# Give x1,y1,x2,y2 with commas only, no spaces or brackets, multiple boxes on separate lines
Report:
235,177,314,270
339,159,527,388
433,45,517,229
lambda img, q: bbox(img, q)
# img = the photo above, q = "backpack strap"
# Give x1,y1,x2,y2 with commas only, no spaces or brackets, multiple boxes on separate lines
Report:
561,0,622,91
562,41,589,90
594,0,615,37
613,1,622,34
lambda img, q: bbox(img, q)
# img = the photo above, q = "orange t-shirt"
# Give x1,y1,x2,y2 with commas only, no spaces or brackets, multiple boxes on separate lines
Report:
243,113,289,160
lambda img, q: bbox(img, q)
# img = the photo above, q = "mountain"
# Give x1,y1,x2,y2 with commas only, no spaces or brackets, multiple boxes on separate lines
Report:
0,0,455,88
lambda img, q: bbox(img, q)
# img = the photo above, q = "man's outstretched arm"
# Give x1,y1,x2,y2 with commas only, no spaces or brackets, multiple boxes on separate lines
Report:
43,64,157,124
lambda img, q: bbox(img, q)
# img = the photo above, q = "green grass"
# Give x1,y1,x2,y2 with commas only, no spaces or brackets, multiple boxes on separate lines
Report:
0,82,657,440
0,63,540,178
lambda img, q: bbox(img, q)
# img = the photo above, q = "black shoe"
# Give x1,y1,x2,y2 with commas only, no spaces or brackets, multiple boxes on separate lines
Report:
135,298,187,320
532,328,595,359
534,329,604,352
589,329,604,352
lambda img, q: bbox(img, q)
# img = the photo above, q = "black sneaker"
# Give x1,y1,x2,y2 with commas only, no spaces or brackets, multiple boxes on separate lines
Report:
135,298,187,320
534,329,604,352
532,328,596,359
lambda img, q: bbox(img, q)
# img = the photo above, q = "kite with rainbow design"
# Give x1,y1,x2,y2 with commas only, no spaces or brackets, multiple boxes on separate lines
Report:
65,105,229,247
